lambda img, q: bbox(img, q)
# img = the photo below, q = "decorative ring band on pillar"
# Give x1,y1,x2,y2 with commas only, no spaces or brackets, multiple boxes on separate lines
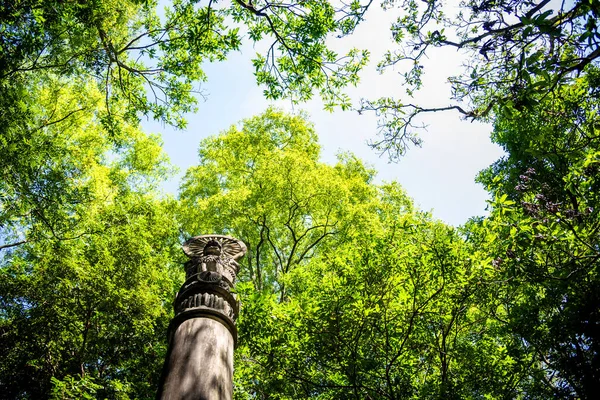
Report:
170,281,240,346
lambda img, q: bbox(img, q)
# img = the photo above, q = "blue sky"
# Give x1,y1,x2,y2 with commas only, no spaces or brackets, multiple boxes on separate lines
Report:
143,3,504,227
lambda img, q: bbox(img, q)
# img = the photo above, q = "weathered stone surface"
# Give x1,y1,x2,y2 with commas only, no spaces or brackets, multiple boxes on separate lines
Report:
157,318,234,400
157,235,246,400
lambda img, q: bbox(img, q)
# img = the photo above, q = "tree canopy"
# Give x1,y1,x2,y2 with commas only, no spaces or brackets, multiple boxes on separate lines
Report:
0,0,371,255
179,109,600,399
0,92,183,397
180,110,508,399
0,0,370,125
3,99,600,397
2,0,600,398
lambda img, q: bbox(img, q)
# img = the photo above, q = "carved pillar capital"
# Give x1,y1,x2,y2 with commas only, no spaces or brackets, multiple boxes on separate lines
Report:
170,235,247,345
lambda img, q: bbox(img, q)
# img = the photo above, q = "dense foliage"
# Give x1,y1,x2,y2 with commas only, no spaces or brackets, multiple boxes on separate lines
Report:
0,3,370,393
0,72,183,398
474,67,600,399
3,102,600,397
179,108,599,399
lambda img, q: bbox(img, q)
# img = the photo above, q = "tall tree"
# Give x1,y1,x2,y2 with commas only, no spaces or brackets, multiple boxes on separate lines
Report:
179,108,378,294
0,73,183,398
474,67,600,398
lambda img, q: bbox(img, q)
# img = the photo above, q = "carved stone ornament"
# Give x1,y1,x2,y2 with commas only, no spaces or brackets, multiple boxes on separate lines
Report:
182,234,247,262
171,235,247,344
182,235,247,287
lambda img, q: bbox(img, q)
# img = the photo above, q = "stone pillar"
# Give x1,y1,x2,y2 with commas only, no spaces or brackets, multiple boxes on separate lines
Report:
157,235,247,400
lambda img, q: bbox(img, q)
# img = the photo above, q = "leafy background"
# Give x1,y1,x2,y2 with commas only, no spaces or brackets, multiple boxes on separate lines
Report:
1,0,599,399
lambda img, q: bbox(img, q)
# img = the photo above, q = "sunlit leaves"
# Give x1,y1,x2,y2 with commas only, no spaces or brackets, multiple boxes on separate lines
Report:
0,187,182,398
235,186,520,399
0,73,172,248
0,69,181,397
1,0,370,130
176,109,534,399
179,108,377,293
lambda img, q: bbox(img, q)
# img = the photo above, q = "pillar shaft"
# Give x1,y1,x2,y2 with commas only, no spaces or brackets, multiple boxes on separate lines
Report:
158,318,234,400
